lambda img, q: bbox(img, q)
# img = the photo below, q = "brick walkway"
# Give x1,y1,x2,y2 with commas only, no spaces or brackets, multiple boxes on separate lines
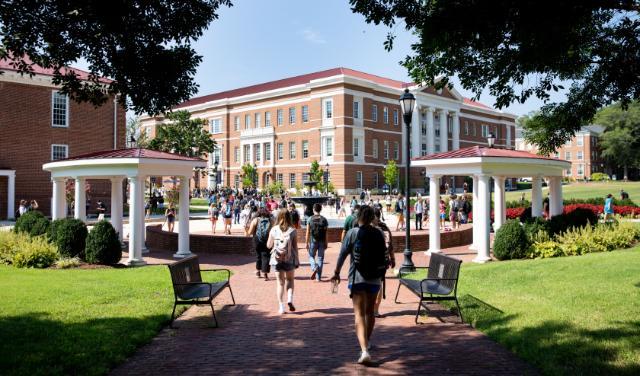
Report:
112,244,532,375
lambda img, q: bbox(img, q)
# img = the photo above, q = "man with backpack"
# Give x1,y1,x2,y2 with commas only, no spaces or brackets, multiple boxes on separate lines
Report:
332,205,388,365
305,203,328,281
247,208,273,281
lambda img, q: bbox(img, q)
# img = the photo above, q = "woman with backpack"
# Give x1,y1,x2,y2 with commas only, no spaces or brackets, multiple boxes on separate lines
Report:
221,198,233,235
248,208,273,280
332,205,388,365
267,210,300,314
208,202,220,234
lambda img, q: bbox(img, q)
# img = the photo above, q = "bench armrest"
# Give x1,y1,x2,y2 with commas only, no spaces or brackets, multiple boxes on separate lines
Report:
398,266,429,279
200,268,232,281
172,282,212,297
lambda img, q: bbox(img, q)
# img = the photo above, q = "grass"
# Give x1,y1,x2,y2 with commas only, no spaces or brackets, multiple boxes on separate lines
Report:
411,247,640,375
0,266,226,375
505,181,640,202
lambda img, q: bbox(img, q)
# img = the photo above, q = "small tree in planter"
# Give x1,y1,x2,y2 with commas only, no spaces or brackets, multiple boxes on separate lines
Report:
85,220,122,265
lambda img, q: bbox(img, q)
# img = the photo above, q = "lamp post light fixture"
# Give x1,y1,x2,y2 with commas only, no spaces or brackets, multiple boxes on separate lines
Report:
212,160,219,192
324,162,330,194
487,132,496,148
399,88,416,270
253,162,258,188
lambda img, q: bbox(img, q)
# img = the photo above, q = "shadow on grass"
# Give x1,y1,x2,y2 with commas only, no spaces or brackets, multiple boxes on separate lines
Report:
0,311,172,376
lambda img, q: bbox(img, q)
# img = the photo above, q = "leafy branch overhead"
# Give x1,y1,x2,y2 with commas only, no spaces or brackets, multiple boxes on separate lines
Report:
147,110,216,158
0,0,232,115
350,0,640,154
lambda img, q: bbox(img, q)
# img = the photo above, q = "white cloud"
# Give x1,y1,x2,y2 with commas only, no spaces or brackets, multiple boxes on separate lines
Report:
301,27,327,44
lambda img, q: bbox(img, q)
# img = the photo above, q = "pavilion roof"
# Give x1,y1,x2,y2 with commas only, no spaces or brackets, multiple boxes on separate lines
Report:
60,148,205,162
412,146,561,162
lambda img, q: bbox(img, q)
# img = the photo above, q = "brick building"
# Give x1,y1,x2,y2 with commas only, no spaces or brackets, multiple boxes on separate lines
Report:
0,60,126,219
515,125,604,180
140,68,516,194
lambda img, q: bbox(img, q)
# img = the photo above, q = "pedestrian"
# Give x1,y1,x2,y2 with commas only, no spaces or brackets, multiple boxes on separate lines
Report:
620,189,629,200
208,202,219,234
604,193,614,222
459,195,471,224
233,199,242,224
248,208,273,280
335,194,341,214
267,210,300,314
385,194,392,213
29,199,39,212
289,202,301,229
332,205,389,364
341,204,360,241
439,199,446,230
222,199,233,235
165,203,176,232
372,207,395,318
414,194,423,230
338,196,347,218
306,203,328,282
17,199,28,218
449,195,460,230
394,193,405,231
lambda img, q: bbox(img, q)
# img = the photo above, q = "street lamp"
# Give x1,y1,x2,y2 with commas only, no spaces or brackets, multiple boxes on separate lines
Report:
212,160,219,192
399,88,416,269
487,132,496,148
324,163,330,195
127,135,137,148
253,162,258,188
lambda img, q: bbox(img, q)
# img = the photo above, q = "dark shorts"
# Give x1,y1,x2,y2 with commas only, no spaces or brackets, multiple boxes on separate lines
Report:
275,262,295,272
167,216,175,223
349,283,381,294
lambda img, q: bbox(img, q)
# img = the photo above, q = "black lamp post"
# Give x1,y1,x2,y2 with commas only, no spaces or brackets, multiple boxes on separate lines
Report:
212,160,219,192
324,162,330,194
127,135,137,149
487,132,496,148
399,88,416,269
253,162,258,188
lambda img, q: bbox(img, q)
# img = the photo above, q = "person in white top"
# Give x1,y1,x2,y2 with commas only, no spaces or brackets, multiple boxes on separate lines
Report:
414,194,424,230
267,210,300,314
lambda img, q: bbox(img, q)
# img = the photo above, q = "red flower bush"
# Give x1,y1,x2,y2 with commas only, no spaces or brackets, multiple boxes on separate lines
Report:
506,207,526,219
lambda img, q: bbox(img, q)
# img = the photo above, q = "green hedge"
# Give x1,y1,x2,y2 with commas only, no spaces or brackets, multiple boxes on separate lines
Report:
0,231,59,268
14,211,50,237
493,220,530,260
85,221,122,265
49,218,88,258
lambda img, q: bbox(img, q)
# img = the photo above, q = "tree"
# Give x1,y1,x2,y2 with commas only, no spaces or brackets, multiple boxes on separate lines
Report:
350,0,640,154
147,110,216,157
0,0,232,115
594,102,640,180
383,160,399,189
241,163,257,188
126,117,149,148
309,160,329,193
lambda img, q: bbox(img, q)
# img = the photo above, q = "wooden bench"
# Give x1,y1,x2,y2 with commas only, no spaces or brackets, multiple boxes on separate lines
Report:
167,255,235,328
394,253,463,324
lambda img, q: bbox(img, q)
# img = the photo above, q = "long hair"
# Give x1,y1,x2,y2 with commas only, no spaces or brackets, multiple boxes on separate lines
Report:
276,208,292,231
357,205,375,227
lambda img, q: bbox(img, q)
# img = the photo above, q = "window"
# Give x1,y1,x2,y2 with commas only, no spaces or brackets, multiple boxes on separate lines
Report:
421,122,427,135
372,104,378,122
325,137,333,157
373,172,379,189
565,139,572,147
324,99,333,119
435,127,440,137
421,143,427,156
289,173,296,188
209,118,221,134
356,171,363,190
234,147,240,162
383,107,389,124
353,101,359,119
577,151,583,160
473,123,477,136
577,164,584,176
448,117,452,134
289,141,296,159
243,145,250,163
302,140,309,158
277,143,284,160
393,109,399,125
565,151,571,160
383,141,389,159
255,113,261,128
464,121,469,135
255,144,261,161
481,124,489,138
554,152,560,159
52,91,69,127
577,135,584,146
234,175,240,188
372,139,378,158
289,107,296,124
244,114,251,129
265,112,271,127
302,105,309,123
234,116,240,131
265,143,271,161
51,144,68,161
353,138,360,157
565,169,572,177
212,147,221,164
393,142,399,160
277,173,283,184
277,109,284,126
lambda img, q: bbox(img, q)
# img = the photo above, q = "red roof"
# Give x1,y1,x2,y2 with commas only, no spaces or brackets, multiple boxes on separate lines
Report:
463,97,492,110
412,146,562,162
0,56,113,84
176,67,410,108
59,148,205,162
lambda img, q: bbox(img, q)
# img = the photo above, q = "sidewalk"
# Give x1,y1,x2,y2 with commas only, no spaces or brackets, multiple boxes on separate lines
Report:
111,244,533,375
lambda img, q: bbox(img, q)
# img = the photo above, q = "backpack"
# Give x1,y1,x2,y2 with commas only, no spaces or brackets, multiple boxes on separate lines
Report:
309,215,328,241
271,227,295,264
360,191,365,200
255,218,271,244
353,225,388,280
395,200,403,213
225,204,232,216
463,201,471,214
452,200,460,212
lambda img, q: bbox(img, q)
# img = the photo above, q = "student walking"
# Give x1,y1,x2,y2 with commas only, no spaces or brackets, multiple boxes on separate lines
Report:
248,208,273,280
267,210,300,314
222,199,233,235
414,195,424,230
604,193,614,222
306,203,328,282
165,204,176,232
208,202,219,234
332,205,389,365
395,194,405,231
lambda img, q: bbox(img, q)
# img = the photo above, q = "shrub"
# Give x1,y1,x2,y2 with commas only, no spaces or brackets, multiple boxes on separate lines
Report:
493,220,530,260
565,207,598,229
507,199,530,209
529,240,563,258
506,207,526,219
0,231,28,265
516,182,532,190
524,217,551,241
54,257,82,269
518,207,532,223
85,220,122,265
50,218,88,258
590,172,610,181
12,236,58,268
14,211,50,237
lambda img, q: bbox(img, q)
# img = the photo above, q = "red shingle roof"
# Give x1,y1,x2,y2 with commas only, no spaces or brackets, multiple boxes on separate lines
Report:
60,148,205,162
463,97,492,110
412,146,562,162
0,56,113,84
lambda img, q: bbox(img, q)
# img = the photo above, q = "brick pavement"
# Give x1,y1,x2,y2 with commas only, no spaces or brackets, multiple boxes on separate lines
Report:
112,243,530,375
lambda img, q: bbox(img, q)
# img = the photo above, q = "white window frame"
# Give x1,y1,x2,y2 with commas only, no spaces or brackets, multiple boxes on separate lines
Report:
234,147,240,163
577,163,585,176
277,143,284,160
372,139,378,158
393,109,399,125
577,151,583,160
255,144,261,161
353,138,360,157
289,141,296,159
577,135,584,146
565,151,571,160
289,173,296,188
393,141,399,160
265,111,271,127
255,113,261,128
51,144,69,161
356,171,363,190
289,107,296,124
323,137,334,158
323,98,333,119
243,145,250,163
383,106,389,124
372,104,378,122
209,118,222,134
302,140,309,159
302,105,309,123
277,109,284,126
277,173,283,184
353,101,359,119
264,143,271,161
383,140,389,160
234,116,240,131
244,114,251,129
51,91,69,128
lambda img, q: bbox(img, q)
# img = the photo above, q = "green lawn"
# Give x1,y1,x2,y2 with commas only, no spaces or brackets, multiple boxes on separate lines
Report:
0,266,226,375
425,247,640,375
505,181,640,202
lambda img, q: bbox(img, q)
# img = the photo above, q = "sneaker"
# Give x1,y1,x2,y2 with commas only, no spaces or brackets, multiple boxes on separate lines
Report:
278,304,285,314
357,351,371,364
256,271,261,278
311,269,317,280
288,302,296,312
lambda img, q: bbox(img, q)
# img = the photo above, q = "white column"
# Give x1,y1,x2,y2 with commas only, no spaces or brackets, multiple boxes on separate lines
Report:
474,174,491,263
549,176,563,217
127,176,145,265
74,177,86,221
110,177,123,241
139,176,148,253
174,175,192,258
439,109,448,152
7,173,15,219
452,111,460,150
250,144,255,164
411,106,421,158
428,175,441,254
469,175,479,250
494,176,506,231
531,175,543,217
51,177,66,220
426,107,435,154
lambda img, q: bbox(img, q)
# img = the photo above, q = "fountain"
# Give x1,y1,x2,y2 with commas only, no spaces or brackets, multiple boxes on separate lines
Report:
290,180,330,224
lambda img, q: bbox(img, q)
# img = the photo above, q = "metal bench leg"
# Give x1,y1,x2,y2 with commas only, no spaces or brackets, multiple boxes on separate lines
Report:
228,284,236,305
209,301,219,328
455,297,464,324
169,301,178,328
415,299,425,325
394,282,402,303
